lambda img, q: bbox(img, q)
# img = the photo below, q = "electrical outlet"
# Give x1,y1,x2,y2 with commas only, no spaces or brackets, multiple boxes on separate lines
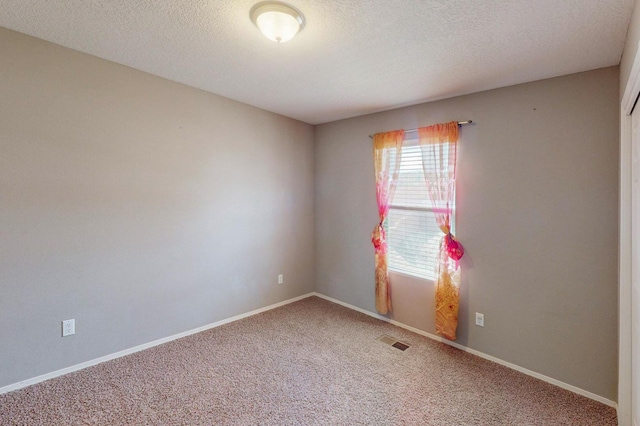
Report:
278,274,284,284
62,319,75,337
475,312,484,327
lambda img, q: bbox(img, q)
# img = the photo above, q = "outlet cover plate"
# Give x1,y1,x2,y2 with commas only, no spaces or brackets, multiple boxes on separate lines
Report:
62,319,75,337
278,274,284,284
475,312,484,327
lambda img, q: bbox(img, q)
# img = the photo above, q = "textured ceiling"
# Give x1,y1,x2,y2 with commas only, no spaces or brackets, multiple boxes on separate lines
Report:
0,0,634,124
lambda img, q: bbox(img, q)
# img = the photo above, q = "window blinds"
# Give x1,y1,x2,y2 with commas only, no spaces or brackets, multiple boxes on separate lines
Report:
386,142,453,280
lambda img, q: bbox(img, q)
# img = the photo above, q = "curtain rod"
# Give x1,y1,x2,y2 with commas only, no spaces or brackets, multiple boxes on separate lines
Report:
368,120,473,139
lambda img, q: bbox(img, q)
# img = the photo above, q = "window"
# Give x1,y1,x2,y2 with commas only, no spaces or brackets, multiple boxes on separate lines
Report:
386,135,454,280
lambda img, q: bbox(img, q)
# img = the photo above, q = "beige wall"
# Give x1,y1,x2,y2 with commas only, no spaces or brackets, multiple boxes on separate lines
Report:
620,2,640,422
621,0,640,98
315,67,620,401
0,28,315,388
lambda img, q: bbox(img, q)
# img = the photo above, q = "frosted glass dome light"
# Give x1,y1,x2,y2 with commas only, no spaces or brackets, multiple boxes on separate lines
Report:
250,2,305,43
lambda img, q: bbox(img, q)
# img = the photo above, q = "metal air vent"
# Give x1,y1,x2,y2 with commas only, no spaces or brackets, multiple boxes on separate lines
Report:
377,335,410,351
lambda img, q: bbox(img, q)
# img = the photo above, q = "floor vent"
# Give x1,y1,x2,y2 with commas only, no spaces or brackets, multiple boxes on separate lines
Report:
377,335,410,351
391,341,409,351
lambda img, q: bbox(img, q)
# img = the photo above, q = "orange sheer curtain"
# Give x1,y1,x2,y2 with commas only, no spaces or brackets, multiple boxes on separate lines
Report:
371,130,404,314
418,122,463,340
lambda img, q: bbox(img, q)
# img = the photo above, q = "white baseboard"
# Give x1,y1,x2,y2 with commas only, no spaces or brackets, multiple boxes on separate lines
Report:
311,292,617,409
2,291,618,410
0,293,316,395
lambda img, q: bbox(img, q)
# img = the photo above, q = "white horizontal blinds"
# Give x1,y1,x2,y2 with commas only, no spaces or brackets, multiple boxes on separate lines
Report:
387,209,441,279
386,140,454,280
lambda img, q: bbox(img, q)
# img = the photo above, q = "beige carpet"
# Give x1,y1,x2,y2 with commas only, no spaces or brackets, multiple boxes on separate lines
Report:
0,296,617,425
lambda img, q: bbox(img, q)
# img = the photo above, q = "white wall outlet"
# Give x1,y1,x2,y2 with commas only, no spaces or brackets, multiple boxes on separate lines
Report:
62,319,75,337
475,312,485,327
278,274,284,284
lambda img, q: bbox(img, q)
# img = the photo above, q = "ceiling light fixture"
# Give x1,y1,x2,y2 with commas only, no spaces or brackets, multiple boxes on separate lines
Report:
250,1,305,43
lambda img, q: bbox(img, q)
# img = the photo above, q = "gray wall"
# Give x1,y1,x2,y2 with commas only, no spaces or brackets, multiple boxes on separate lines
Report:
0,24,621,404
315,67,620,401
0,28,315,388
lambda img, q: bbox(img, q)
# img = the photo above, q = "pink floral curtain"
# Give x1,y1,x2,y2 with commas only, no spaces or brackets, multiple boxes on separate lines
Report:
418,122,464,340
371,130,404,314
